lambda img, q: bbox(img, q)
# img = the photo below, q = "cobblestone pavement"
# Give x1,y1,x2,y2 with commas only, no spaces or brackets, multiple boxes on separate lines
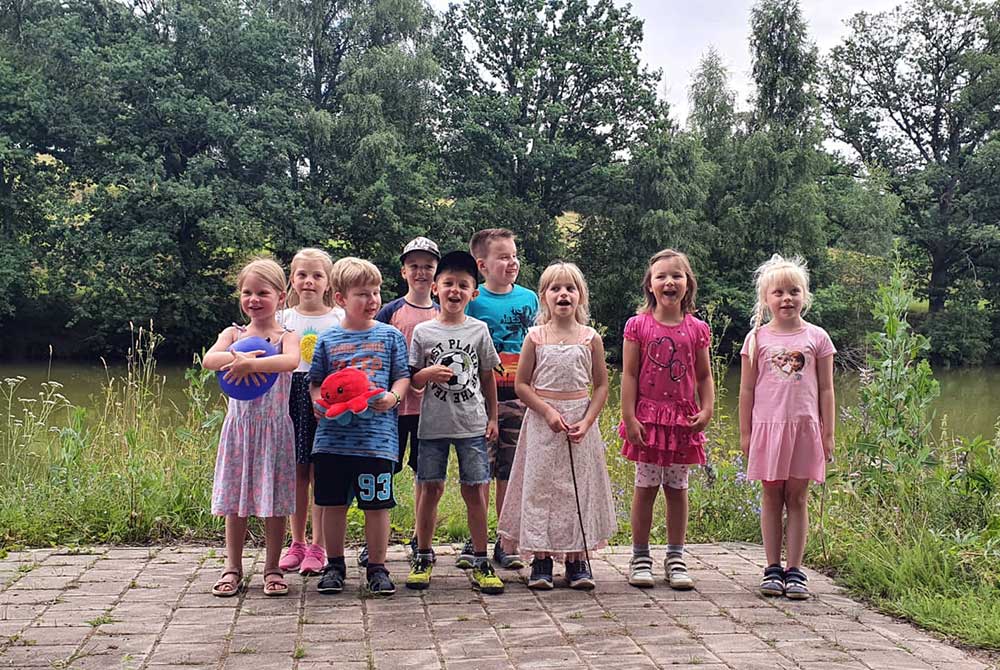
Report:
0,543,993,670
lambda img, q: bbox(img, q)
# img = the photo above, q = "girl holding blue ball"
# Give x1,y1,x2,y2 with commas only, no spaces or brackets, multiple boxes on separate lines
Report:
202,258,301,597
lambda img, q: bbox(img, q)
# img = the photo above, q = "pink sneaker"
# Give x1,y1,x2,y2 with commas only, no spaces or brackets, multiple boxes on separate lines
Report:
299,544,326,575
278,541,306,571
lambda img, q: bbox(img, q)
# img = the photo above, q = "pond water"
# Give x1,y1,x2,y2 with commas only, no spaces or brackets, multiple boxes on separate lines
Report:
2,361,999,440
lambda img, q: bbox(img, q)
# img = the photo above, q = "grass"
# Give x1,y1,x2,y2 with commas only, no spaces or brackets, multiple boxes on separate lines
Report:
1,325,999,649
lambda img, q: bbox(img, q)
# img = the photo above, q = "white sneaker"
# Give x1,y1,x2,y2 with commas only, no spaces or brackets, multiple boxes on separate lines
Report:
665,553,694,590
628,554,654,588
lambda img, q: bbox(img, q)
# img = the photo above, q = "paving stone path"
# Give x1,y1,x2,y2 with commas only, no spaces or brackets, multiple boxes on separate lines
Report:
0,543,993,670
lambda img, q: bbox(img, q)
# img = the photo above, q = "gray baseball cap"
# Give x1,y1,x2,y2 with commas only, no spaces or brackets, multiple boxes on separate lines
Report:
400,236,441,262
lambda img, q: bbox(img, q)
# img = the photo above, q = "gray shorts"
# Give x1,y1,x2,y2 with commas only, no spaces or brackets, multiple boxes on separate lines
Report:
417,436,490,485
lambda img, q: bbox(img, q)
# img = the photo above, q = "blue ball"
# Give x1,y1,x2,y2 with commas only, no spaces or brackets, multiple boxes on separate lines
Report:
217,336,279,401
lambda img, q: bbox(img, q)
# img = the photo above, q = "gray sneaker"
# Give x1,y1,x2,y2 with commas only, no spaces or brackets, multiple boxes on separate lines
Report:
492,539,525,570
455,539,475,569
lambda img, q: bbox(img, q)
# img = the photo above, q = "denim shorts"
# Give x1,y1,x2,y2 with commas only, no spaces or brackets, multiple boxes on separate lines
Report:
417,436,489,485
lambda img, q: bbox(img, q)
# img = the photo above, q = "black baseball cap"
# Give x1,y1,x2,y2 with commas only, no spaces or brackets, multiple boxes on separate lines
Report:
435,250,480,283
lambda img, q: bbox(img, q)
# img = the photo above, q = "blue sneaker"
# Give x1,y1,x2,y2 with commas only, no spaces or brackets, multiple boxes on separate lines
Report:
527,557,553,590
565,560,595,590
493,540,525,570
317,562,346,594
365,567,396,597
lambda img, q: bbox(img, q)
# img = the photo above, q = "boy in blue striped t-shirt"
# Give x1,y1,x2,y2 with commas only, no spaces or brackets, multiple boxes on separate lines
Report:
309,257,410,597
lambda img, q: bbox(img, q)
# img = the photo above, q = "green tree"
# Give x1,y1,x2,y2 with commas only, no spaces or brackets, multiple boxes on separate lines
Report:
824,0,1000,316
434,0,661,270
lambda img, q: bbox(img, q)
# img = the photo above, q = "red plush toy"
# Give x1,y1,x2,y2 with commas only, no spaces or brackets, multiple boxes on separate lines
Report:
316,367,385,422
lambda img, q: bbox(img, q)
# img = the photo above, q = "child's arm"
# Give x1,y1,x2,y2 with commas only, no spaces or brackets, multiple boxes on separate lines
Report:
738,354,757,459
371,331,410,413
221,331,300,382
411,365,454,390
817,354,835,462
566,333,609,443
202,327,239,371
688,346,715,432
480,366,498,442
371,376,410,412
514,336,568,434
620,338,645,447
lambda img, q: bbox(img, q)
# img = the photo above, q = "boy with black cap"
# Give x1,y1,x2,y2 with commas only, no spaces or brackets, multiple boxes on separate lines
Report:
405,251,504,595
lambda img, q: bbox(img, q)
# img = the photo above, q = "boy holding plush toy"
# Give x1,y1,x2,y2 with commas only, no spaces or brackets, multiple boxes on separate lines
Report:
308,257,410,597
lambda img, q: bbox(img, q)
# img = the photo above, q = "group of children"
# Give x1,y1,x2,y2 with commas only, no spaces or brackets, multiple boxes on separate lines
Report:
204,229,836,602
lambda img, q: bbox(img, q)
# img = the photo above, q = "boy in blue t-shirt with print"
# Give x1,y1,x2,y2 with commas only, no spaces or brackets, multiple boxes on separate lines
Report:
309,257,410,597
465,228,539,570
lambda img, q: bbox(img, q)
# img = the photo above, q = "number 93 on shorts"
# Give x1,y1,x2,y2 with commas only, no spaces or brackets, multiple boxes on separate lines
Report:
312,454,397,510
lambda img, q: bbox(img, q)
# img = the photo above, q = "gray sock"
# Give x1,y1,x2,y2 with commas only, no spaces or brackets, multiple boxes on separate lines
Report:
667,544,684,557
632,544,650,557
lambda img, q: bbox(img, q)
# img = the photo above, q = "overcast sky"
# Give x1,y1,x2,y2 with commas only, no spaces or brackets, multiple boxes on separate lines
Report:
426,0,902,124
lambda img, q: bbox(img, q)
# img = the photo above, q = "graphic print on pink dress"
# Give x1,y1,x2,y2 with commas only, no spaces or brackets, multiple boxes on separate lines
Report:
768,348,806,381
646,335,686,382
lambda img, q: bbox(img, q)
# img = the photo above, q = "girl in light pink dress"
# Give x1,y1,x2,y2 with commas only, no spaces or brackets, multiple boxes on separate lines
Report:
498,262,616,591
739,254,836,600
202,258,300,598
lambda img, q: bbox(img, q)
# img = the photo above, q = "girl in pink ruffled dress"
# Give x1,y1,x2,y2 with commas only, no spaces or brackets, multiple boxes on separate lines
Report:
619,249,714,590
739,255,835,600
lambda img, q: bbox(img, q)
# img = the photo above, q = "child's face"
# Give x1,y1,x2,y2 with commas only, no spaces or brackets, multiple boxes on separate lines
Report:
478,238,519,286
291,259,329,307
648,257,688,312
433,270,478,317
765,282,804,324
400,251,437,294
544,278,580,320
240,274,284,322
336,283,382,321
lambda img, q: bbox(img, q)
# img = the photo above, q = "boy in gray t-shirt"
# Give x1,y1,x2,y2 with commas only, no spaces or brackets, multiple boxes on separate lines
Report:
406,251,504,595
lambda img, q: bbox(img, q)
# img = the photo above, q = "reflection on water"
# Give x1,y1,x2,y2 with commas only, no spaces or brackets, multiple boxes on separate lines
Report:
3,361,999,441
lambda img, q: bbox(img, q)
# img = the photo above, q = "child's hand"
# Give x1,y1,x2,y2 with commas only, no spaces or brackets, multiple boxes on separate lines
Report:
566,419,592,443
313,402,326,420
221,350,267,386
370,391,399,413
485,419,498,442
739,435,750,459
423,364,456,385
625,417,646,448
687,408,712,433
823,434,834,463
544,408,569,434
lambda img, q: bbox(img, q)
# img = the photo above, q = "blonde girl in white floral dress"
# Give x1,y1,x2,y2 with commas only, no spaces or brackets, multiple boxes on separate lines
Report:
498,262,616,590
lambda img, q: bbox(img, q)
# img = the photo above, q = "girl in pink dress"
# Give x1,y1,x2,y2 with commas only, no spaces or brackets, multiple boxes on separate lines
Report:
739,254,836,600
202,258,301,598
619,249,715,590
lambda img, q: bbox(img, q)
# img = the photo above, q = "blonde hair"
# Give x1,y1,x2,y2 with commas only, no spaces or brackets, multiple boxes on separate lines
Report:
236,257,287,319
746,254,813,363
536,262,590,326
287,248,335,308
469,228,515,260
638,248,698,315
331,257,382,294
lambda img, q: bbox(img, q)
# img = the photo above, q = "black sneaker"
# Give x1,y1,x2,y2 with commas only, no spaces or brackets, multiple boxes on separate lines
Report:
493,539,525,570
317,562,346,594
455,539,475,569
357,544,368,567
527,557,554,590
366,567,396,597
760,564,785,597
565,560,595,590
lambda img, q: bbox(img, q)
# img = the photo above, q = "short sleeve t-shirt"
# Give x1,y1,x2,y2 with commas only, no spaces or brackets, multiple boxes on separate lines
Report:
281,307,345,373
376,297,439,416
740,322,836,423
466,284,538,399
308,322,410,461
409,317,501,440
